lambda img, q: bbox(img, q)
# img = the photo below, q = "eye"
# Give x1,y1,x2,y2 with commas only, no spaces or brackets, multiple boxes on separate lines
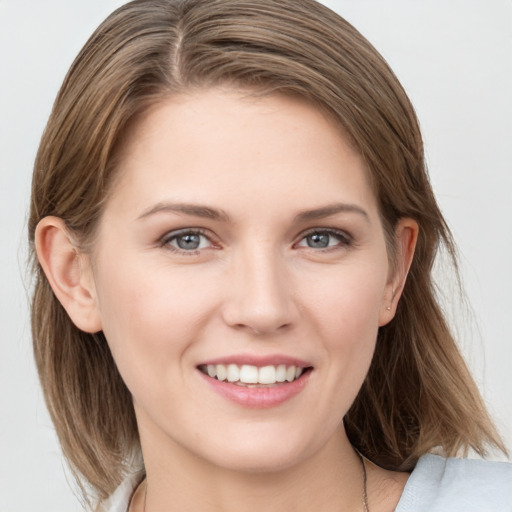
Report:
161,229,214,252
296,229,352,250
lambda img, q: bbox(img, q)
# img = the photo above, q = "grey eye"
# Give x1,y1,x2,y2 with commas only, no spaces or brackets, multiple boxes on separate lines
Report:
164,231,212,252
306,233,331,248
175,233,202,250
297,229,351,250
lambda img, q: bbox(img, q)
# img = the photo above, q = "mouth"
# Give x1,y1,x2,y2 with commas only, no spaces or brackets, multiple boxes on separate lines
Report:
198,363,312,387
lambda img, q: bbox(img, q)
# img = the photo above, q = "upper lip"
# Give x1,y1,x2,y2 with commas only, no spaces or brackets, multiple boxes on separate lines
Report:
198,354,312,368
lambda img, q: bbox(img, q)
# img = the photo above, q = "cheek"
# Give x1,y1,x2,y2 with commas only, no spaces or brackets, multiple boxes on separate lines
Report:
320,281,382,377
92,258,221,385
306,259,388,339
303,261,388,405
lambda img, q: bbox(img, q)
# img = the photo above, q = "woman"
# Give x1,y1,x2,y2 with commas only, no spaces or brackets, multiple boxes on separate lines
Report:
28,0,511,510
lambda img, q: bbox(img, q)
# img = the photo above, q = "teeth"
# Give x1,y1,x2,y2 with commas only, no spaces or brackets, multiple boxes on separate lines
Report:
239,365,259,384
227,364,239,382
258,365,276,384
204,363,306,385
276,364,287,382
216,364,227,382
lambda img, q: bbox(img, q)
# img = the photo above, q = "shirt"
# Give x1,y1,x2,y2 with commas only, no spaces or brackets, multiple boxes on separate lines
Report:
101,454,512,511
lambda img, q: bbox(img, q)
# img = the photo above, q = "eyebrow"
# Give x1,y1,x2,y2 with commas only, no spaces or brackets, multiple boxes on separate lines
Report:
294,203,370,223
136,201,369,224
136,202,230,222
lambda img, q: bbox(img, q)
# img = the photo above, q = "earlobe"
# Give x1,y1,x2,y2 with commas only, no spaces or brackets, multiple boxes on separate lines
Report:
35,216,102,333
379,218,419,326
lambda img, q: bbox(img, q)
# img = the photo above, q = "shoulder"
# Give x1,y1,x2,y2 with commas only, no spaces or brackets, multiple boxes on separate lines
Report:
395,454,512,512
97,471,144,512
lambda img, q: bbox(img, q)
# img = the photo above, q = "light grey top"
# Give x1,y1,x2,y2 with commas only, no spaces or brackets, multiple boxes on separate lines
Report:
102,454,512,511
395,454,512,511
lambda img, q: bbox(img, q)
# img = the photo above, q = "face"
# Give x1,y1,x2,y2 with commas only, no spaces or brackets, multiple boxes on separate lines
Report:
87,88,401,473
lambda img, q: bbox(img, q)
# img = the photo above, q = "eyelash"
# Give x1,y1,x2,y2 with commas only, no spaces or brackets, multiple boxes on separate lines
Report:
159,227,353,255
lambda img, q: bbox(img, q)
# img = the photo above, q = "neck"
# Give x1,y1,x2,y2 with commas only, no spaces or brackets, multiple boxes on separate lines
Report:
137,426,364,512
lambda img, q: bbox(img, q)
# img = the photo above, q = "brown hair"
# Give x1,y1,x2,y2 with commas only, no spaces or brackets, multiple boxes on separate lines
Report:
28,0,505,503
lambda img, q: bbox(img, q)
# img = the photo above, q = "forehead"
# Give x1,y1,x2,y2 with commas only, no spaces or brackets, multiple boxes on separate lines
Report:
106,88,379,222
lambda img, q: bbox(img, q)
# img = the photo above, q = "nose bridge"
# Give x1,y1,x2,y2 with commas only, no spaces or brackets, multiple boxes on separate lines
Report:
223,241,297,334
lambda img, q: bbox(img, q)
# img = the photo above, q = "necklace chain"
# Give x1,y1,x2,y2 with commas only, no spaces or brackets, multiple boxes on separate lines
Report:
356,449,370,512
138,451,369,512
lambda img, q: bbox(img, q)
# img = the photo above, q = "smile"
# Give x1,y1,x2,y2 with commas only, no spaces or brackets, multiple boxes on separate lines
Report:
199,364,306,386
197,360,312,408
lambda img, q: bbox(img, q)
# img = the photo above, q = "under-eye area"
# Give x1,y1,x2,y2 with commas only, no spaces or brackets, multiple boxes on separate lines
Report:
198,364,313,386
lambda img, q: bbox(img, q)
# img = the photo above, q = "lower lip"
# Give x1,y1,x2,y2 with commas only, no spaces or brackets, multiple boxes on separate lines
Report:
197,369,311,408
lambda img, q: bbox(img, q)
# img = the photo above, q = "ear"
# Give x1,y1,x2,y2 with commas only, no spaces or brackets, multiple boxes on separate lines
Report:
379,218,419,326
35,216,102,333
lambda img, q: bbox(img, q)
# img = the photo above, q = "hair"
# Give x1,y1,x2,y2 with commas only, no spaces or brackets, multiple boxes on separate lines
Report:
28,0,506,504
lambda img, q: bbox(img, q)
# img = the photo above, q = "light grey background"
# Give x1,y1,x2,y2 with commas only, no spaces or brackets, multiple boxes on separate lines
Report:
1,1,511,510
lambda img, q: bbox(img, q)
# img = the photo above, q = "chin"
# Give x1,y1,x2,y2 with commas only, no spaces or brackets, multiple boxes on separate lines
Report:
210,449,306,474
197,424,325,474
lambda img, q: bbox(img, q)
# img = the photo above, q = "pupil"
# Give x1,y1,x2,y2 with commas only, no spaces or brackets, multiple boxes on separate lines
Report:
177,234,200,250
308,233,329,248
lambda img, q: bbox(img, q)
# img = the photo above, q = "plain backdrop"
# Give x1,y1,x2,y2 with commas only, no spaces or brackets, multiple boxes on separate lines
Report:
1,1,511,510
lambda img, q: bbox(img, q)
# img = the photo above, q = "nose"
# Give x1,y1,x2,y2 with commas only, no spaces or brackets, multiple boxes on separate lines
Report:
222,246,299,336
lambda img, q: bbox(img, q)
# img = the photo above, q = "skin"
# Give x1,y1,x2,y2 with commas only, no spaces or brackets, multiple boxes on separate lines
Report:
36,88,417,511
